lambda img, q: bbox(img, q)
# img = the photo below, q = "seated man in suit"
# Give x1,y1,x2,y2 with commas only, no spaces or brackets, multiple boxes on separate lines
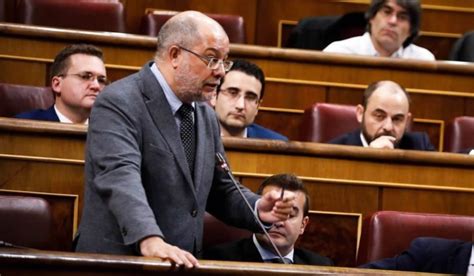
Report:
211,59,288,141
204,173,333,265
15,44,107,124
360,237,473,274
329,80,434,150
323,0,434,60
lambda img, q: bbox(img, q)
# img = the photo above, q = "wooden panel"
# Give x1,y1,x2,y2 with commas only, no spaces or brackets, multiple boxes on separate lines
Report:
2,122,474,224
121,0,258,44
0,58,47,85
253,109,303,141
264,79,327,109
0,189,77,251
382,188,474,216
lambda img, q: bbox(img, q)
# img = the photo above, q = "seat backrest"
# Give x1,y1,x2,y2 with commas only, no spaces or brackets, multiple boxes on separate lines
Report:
140,9,246,44
286,12,365,50
203,212,252,249
0,83,54,117
449,31,474,62
15,0,126,32
299,102,358,143
444,116,474,153
356,211,474,266
0,194,55,250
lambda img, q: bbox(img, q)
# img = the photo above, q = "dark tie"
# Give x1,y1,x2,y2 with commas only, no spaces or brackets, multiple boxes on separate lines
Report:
178,104,195,175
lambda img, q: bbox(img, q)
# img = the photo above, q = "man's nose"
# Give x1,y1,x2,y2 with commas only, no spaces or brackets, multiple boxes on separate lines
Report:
388,13,398,24
235,94,246,109
213,63,226,79
383,118,394,131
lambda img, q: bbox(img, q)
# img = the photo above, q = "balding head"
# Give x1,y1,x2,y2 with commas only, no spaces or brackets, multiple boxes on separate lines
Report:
156,11,228,60
357,80,411,147
154,11,231,104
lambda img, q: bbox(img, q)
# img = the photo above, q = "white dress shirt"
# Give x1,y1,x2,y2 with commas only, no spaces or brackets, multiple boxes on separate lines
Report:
323,32,435,61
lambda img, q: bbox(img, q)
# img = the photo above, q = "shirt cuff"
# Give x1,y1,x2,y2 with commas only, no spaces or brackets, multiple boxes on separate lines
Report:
254,199,273,230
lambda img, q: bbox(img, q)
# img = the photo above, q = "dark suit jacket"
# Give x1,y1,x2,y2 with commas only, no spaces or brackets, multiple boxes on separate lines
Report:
75,62,260,256
329,129,435,151
360,237,472,274
204,237,333,266
247,123,288,141
14,105,59,122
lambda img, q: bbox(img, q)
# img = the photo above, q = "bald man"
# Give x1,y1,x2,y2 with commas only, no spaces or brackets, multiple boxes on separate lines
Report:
329,80,434,150
75,11,297,268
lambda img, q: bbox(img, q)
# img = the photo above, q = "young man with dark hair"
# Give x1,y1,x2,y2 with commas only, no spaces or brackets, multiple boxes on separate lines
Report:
324,0,434,60
204,173,333,265
212,59,288,141
16,44,107,123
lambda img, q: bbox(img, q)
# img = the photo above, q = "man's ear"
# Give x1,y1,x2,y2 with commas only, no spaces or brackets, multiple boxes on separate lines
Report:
169,46,181,69
300,216,309,235
356,104,364,123
51,76,62,96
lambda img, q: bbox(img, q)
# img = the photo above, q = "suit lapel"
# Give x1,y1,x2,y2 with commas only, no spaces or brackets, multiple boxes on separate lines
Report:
243,238,264,262
138,63,196,194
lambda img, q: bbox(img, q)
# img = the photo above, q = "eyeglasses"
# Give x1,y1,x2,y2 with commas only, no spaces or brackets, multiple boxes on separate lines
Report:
219,88,260,106
59,72,110,87
178,46,233,72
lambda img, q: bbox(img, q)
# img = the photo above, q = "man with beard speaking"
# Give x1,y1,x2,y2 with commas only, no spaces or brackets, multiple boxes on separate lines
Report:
329,80,434,151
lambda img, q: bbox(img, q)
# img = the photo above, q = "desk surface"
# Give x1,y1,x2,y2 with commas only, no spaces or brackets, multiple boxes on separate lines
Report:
0,248,454,276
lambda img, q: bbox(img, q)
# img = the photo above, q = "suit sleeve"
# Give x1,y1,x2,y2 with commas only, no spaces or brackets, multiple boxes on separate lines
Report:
359,238,430,271
205,110,261,232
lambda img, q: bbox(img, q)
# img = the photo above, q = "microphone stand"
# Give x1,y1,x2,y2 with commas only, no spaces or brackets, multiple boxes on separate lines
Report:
216,153,289,264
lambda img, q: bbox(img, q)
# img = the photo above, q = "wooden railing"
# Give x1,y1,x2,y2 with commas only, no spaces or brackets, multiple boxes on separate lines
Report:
1,118,473,221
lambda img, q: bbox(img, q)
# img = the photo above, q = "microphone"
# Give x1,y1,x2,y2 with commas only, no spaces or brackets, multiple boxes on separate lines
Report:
215,153,289,264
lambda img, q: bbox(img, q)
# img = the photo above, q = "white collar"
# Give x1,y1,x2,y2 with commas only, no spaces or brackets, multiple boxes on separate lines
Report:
54,105,88,124
363,32,405,58
360,132,369,147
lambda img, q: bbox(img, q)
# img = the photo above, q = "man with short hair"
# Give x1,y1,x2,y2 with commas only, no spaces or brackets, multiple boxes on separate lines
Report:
329,80,434,150
324,0,434,60
212,59,288,141
204,173,333,266
15,44,107,123
75,11,297,269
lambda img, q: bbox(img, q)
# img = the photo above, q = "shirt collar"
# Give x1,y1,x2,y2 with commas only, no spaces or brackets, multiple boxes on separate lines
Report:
150,62,194,115
360,132,369,147
363,32,405,58
468,244,474,275
54,104,88,124
252,234,294,262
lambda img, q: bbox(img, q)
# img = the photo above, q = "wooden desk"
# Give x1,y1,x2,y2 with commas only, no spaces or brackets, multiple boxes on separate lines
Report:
1,118,473,220
1,24,474,146
0,248,453,275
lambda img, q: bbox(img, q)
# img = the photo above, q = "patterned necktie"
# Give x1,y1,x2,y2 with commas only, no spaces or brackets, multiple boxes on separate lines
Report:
178,104,195,175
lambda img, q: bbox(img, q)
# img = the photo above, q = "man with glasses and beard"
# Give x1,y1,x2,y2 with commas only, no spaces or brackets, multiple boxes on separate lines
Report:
75,11,297,269
15,44,107,124
329,80,434,150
